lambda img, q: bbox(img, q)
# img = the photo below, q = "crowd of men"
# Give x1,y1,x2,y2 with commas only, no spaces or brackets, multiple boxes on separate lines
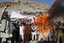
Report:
10,19,38,43
0,10,44,43
0,10,64,43
9,18,64,43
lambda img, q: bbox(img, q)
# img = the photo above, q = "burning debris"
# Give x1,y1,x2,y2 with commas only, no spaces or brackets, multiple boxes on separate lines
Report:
34,13,56,40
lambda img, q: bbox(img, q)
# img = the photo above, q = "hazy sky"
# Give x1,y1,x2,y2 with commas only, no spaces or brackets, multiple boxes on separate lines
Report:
0,0,55,7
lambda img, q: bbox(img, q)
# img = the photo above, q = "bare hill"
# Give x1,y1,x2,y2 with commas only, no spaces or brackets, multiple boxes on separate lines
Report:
0,2,50,15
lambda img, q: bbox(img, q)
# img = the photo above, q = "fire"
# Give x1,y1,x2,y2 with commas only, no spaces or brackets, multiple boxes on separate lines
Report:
34,13,55,39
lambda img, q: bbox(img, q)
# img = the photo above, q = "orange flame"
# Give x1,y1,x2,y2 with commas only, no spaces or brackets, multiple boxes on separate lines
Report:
34,13,55,39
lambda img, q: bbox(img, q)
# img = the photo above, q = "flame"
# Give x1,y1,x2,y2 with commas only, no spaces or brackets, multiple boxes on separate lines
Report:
34,13,55,39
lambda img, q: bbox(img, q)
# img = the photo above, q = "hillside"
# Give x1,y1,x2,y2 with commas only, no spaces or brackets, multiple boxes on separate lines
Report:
0,2,50,15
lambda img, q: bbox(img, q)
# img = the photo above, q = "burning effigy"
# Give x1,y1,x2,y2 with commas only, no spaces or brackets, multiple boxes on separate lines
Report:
34,13,55,40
